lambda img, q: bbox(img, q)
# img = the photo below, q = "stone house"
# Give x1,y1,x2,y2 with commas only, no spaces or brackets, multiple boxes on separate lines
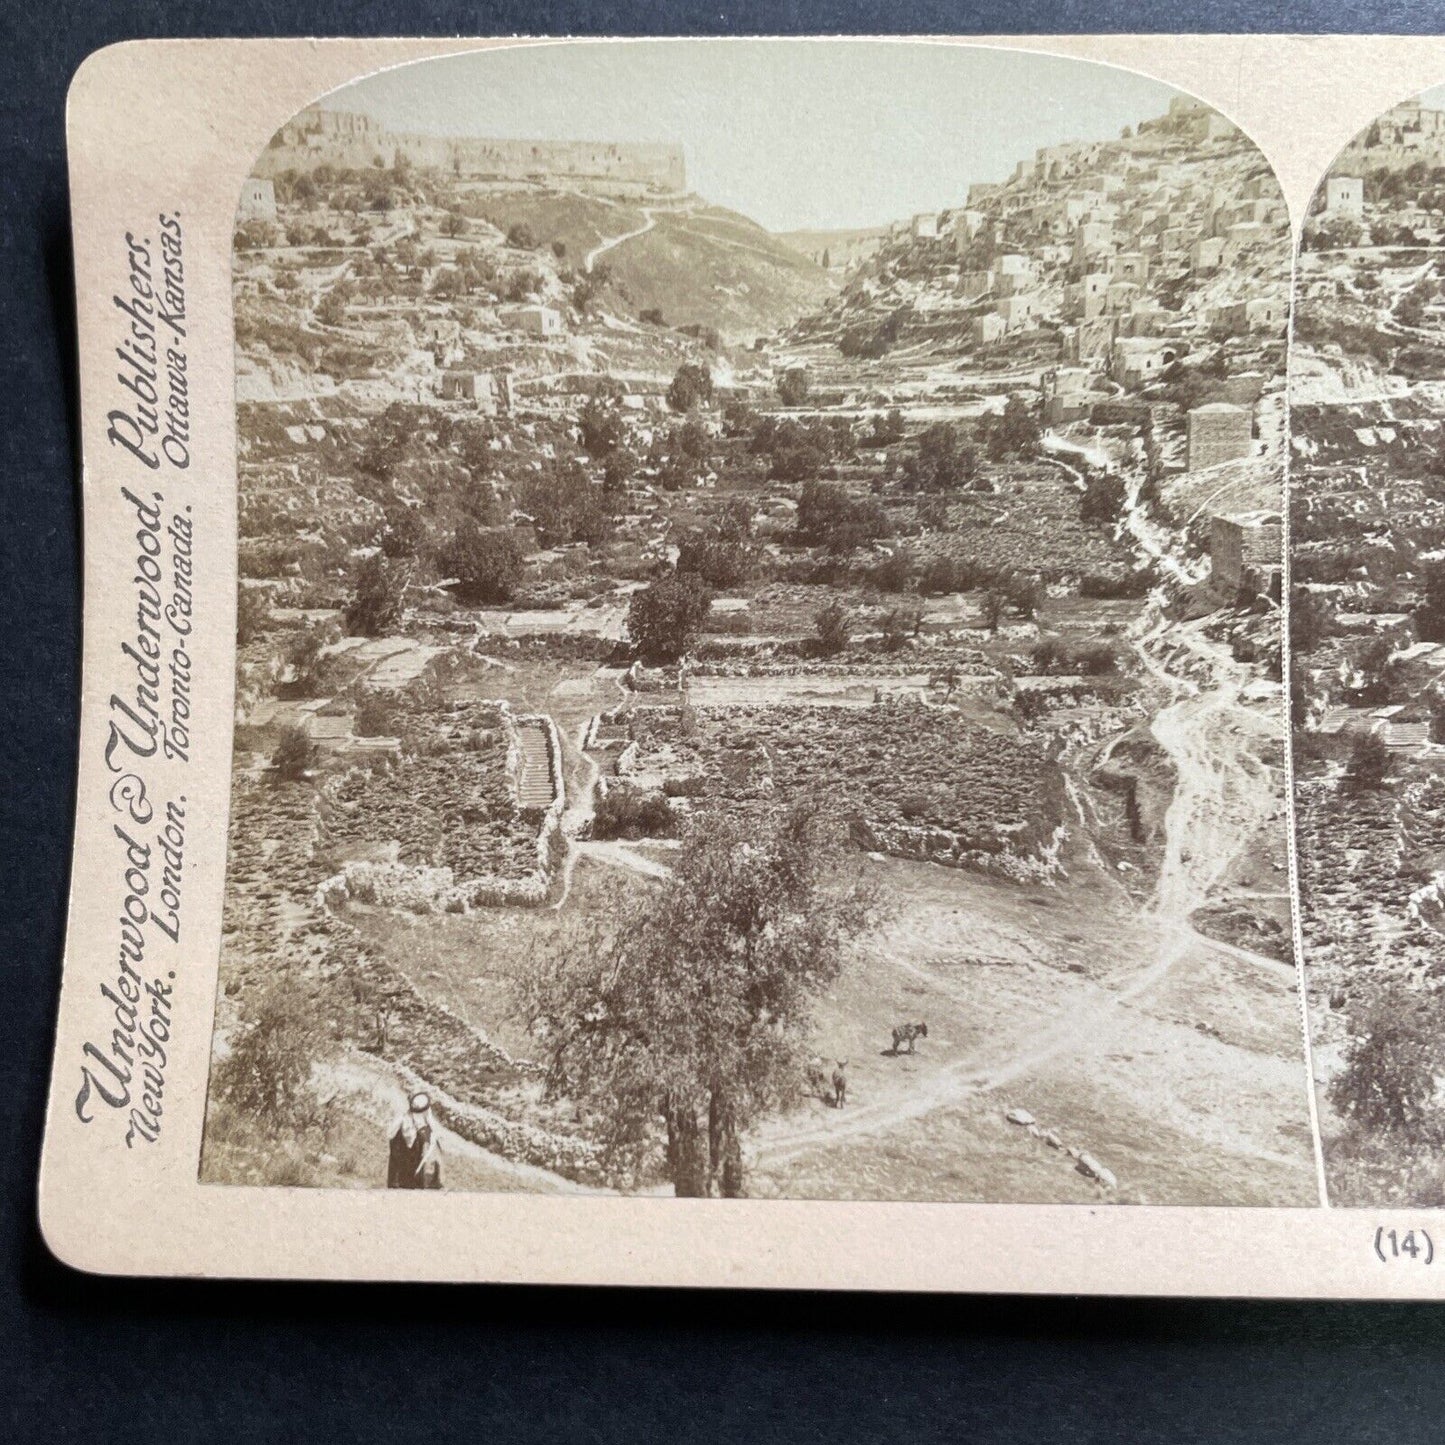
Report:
1189,236,1225,273
1110,337,1179,389
1187,402,1253,471
970,312,1006,346
238,177,277,222
1323,175,1365,218
498,303,564,338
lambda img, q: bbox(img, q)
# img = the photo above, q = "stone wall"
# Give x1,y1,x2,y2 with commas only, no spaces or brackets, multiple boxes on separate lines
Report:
256,106,685,193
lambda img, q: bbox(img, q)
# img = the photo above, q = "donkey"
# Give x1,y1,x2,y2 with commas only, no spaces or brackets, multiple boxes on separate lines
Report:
831,1060,849,1109
891,1021,928,1055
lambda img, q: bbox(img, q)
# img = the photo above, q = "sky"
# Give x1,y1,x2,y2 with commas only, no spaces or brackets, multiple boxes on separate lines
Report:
315,39,1188,233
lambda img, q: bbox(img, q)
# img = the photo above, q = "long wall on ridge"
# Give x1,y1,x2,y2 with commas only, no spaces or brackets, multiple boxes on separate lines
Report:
255,104,686,193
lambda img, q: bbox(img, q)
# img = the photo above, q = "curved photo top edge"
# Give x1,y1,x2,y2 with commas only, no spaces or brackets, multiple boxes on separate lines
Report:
208,38,1313,1209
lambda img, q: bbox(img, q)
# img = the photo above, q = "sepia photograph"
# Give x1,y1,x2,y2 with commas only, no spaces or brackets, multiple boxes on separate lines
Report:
1291,89,1445,1208
198,39,1314,1205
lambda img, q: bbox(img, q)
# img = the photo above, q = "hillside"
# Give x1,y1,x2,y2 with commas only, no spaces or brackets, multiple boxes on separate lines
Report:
599,204,837,343
775,225,890,271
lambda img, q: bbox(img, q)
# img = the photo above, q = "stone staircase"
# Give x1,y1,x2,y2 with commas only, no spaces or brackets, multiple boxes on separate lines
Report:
515,720,556,809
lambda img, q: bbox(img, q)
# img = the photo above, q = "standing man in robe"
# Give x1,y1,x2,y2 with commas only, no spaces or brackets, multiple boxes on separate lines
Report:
387,1090,443,1189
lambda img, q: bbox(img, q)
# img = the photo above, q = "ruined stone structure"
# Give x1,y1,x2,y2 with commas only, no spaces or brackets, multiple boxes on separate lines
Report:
1209,511,1282,598
1187,402,1253,471
256,105,686,193
438,370,511,413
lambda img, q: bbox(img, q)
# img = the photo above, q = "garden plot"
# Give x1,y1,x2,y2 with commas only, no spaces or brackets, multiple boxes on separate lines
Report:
622,702,1065,870
322,700,542,884
913,465,1135,583
1296,768,1445,994
685,673,930,707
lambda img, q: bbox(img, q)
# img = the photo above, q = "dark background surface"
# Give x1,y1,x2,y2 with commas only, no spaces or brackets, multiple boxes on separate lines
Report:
7,3,1445,1439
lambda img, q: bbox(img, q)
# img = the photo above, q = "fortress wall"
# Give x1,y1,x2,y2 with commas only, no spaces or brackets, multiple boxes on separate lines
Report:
255,107,685,191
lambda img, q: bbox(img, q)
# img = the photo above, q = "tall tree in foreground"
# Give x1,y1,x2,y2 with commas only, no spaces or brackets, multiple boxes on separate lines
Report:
526,806,875,1196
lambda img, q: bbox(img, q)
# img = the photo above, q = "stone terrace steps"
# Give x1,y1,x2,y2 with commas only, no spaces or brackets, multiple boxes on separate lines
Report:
514,721,556,808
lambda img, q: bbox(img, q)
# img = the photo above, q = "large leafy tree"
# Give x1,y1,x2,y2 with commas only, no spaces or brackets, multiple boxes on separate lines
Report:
444,519,524,604
526,806,874,1196
666,362,714,413
626,571,712,660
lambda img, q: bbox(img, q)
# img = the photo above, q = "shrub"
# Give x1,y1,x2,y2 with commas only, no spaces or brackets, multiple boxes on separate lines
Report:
1330,983,1445,1141
272,726,318,781
345,553,406,636
592,785,677,840
813,601,851,657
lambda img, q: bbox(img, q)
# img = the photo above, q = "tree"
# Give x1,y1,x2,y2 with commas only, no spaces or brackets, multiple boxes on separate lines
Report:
441,209,468,238
1329,983,1445,1141
315,282,351,327
1080,471,1127,527
627,572,712,661
379,507,426,561
666,362,714,413
1342,729,1391,794
980,589,1007,634
271,726,319,782
796,480,886,554
776,367,810,407
506,221,538,249
880,605,922,652
1416,560,1445,642
578,398,624,457
236,586,272,645
813,601,851,657
212,976,323,1127
518,460,613,547
902,422,977,492
1290,586,1335,653
602,450,632,496
676,524,751,590
344,553,406,636
445,520,524,604
979,394,1041,460
525,806,874,1195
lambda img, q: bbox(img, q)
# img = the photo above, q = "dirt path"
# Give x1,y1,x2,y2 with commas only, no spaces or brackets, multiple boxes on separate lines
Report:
319,1055,606,1195
752,615,1305,1186
585,209,659,273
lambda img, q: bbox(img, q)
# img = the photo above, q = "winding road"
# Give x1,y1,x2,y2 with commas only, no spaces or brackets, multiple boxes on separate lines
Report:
584,209,659,273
